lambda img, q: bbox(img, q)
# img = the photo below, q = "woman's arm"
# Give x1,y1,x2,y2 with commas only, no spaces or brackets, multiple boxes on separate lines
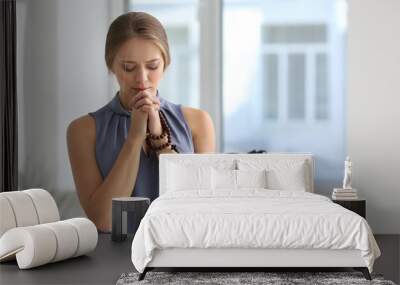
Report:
66,115,143,232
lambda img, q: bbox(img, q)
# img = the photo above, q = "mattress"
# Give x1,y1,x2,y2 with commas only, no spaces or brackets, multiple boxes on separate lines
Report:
131,189,381,273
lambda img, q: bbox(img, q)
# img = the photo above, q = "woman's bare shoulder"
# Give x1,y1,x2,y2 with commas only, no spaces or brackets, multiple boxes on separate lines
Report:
181,106,213,136
181,106,202,128
181,106,197,119
181,106,215,152
67,115,95,142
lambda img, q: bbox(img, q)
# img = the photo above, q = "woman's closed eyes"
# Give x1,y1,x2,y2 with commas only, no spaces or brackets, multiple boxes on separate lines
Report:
122,63,159,72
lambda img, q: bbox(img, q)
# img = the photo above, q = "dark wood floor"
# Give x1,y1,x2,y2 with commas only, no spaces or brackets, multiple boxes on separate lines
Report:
0,234,398,284
373,234,400,284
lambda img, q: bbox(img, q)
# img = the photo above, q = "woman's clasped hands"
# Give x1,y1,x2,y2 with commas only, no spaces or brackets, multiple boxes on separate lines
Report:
127,90,162,141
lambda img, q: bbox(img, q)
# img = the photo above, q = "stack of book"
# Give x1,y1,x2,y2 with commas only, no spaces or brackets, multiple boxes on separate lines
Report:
332,188,358,200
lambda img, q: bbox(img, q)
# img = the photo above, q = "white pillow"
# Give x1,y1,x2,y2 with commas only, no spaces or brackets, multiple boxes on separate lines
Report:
236,169,268,188
266,161,307,191
212,168,237,190
237,158,309,191
167,163,212,192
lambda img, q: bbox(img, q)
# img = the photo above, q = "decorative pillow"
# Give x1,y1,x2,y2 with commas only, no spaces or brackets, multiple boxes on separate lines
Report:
236,169,268,188
0,218,97,269
0,189,60,237
266,161,307,191
212,168,237,190
167,163,212,192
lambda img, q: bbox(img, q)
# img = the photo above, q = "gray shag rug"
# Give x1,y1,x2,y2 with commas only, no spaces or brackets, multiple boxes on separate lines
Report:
116,271,396,285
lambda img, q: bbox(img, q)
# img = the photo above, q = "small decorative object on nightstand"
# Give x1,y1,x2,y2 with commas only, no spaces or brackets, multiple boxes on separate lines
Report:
333,157,366,217
342,156,353,190
112,197,150,242
332,156,359,200
332,198,366,219
332,187,358,200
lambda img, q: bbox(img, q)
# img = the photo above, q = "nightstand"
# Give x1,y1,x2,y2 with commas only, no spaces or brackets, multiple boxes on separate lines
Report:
332,198,366,219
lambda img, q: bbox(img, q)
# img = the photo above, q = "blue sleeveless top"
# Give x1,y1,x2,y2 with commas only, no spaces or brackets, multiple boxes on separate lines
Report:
88,91,194,202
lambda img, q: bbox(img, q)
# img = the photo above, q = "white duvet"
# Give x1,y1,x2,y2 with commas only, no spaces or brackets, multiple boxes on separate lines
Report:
131,189,381,273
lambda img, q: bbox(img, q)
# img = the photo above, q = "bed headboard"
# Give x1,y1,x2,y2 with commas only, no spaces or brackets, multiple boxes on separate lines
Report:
158,153,314,195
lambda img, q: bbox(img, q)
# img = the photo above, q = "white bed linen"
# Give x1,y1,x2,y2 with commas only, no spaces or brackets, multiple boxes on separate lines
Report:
131,189,380,273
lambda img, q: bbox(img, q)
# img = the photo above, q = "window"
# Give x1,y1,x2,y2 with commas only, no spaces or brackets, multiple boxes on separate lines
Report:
261,24,329,121
223,0,347,191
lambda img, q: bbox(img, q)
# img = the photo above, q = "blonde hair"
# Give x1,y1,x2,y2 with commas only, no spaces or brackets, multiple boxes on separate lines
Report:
105,12,170,71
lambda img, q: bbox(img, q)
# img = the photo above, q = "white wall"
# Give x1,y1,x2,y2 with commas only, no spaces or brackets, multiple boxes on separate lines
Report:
348,0,400,234
16,0,114,194
17,0,60,192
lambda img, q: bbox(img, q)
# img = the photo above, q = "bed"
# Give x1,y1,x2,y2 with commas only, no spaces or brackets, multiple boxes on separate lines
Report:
130,153,381,281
